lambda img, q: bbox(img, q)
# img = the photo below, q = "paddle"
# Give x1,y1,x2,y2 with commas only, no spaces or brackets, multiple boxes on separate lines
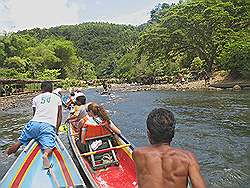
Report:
81,144,131,157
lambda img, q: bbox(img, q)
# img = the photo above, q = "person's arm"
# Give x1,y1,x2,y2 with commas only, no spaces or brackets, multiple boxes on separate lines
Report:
56,105,62,134
32,97,36,116
65,100,72,109
80,128,86,144
32,107,36,116
132,148,146,186
109,121,121,135
65,105,80,123
188,152,206,188
65,114,77,123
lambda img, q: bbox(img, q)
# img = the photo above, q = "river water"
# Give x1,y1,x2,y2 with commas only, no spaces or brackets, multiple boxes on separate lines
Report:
0,88,249,187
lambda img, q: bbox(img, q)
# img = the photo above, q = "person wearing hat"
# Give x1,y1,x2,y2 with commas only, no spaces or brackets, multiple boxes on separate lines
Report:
65,91,76,110
52,88,62,98
65,93,88,131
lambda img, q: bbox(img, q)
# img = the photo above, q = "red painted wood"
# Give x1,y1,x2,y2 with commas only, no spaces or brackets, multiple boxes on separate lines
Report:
11,144,40,188
53,148,74,186
83,148,137,187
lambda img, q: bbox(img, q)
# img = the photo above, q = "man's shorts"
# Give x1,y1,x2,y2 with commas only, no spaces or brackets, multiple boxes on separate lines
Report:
18,121,56,150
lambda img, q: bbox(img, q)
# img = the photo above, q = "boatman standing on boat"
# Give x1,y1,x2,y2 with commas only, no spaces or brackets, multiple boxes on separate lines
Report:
6,81,62,169
132,108,206,188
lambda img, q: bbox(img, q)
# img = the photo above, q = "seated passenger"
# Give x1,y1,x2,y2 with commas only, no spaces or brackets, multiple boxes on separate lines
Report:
65,91,76,110
52,88,62,98
65,93,87,131
77,103,121,152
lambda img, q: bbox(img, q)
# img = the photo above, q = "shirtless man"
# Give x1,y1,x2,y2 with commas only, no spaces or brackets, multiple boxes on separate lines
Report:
132,108,206,188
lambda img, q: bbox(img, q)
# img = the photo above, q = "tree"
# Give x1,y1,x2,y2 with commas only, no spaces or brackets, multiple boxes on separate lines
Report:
139,0,249,77
0,41,6,64
4,56,28,73
219,32,250,78
113,51,137,81
43,37,80,78
191,57,205,71
149,3,172,24
77,60,97,80
19,23,140,78
37,69,61,80
2,34,37,58
24,44,60,78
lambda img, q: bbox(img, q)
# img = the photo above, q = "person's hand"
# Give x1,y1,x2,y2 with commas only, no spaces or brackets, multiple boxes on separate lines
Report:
64,119,69,124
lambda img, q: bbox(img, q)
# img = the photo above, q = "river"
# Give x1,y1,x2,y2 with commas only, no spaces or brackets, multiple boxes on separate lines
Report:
0,88,249,187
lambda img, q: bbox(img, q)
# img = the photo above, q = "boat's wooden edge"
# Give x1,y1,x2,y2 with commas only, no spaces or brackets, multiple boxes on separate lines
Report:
67,124,99,188
55,136,87,188
0,138,87,188
0,140,37,185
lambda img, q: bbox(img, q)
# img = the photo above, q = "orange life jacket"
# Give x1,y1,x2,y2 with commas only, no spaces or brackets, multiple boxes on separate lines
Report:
80,116,110,144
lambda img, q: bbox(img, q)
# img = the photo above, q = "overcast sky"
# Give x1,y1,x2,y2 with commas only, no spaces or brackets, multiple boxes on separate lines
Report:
0,0,179,33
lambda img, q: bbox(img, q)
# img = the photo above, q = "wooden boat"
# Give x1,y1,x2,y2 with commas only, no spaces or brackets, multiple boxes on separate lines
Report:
67,122,138,188
0,137,86,188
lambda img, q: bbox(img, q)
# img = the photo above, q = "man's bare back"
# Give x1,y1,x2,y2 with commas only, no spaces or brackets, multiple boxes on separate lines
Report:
133,144,206,188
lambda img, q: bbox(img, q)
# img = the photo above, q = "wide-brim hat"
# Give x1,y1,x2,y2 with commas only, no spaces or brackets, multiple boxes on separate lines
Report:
74,92,85,100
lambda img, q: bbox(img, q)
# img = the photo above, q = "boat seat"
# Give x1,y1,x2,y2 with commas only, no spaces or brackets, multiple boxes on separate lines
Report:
83,123,111,143
84,131,119,170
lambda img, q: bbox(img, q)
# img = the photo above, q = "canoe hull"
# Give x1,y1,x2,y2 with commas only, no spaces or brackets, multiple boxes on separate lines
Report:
0,137,86,188
67,124,138,188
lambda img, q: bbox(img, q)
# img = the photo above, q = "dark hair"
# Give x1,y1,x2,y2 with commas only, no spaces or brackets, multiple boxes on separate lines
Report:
76,96,86,105
88,103,110,123
147,108,175,144
41,81,53,92
70,92,75,96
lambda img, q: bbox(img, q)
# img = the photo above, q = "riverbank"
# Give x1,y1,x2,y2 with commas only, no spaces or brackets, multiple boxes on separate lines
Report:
109,75,250,92
0,92,38,111
1,78,249,112
110,80,209,92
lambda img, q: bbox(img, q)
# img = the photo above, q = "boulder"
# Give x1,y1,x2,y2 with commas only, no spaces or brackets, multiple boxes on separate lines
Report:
233,84,241,90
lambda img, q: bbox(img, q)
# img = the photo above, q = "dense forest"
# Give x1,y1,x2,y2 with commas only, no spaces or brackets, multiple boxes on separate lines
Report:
0,0,249,84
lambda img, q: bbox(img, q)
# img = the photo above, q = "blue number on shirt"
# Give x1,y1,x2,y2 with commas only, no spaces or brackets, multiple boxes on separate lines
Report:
41,96,51,104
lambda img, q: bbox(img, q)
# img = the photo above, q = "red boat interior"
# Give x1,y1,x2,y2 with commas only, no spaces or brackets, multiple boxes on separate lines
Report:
82,147,137,188
73,124,138,187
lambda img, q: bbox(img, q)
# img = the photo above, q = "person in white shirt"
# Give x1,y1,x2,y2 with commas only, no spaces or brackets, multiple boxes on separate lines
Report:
65,92,87,129
6,81,62,169
52,88,62,98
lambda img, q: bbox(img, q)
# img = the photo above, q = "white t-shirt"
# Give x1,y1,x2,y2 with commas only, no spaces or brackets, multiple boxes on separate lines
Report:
31,92,62,127
75,105,87,119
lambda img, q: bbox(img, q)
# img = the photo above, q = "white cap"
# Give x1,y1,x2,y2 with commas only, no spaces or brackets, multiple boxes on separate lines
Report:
52,88,62,96
74,92,85,100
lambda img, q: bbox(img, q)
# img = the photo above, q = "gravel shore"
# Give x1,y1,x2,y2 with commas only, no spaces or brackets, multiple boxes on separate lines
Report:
109,80,213,92
0,78,238,112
